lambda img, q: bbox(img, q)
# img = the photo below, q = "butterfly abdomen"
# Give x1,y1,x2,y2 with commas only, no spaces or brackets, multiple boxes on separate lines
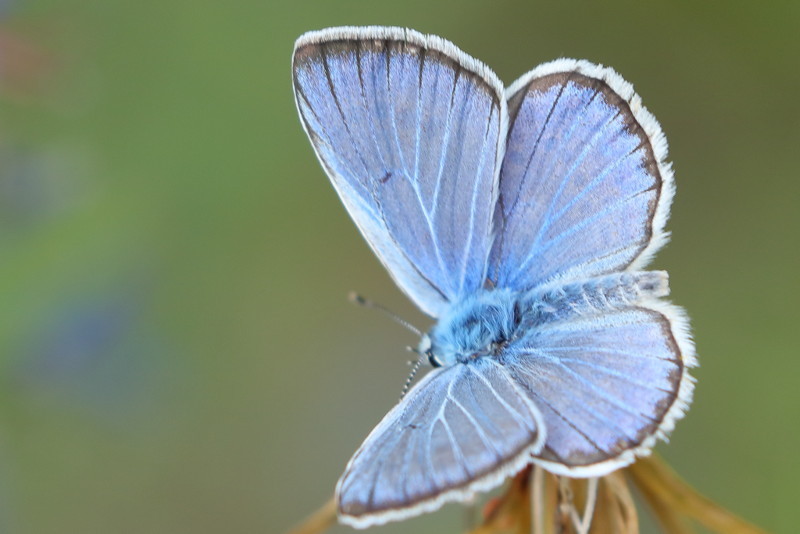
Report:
520,271,670,327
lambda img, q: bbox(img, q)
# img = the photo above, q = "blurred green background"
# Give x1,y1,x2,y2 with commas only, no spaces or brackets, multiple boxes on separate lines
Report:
0,1,797,533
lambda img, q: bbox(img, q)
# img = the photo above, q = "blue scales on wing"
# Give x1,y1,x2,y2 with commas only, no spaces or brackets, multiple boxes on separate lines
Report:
504,271,695,476
488,60,673,291
293,28,506,317
336,356,544,527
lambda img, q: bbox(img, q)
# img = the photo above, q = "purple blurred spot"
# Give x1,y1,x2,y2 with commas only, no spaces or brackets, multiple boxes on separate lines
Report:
11,286,164,419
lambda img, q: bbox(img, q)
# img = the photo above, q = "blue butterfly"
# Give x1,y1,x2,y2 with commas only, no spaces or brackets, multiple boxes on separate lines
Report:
292,26,696,529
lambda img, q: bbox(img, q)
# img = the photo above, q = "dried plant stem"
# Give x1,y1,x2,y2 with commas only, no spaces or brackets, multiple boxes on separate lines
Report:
571,478,598,534
634,475,695,534
600,471,639,534
628,456,768,534
286,456,766,534
285,496,336,534
469,467,535,534
531,466,545,534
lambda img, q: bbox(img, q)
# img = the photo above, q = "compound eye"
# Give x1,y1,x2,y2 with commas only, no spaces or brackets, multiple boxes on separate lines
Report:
428,353,443,368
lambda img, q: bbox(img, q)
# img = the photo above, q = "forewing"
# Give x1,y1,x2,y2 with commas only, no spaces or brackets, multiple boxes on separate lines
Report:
488,59,673,291
336,358,544,528
505,301,695,476
293,27,507,316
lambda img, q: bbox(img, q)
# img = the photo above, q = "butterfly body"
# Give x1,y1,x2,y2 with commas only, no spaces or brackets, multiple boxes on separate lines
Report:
422,287,517,367
424,271,669,368
292,26,696,528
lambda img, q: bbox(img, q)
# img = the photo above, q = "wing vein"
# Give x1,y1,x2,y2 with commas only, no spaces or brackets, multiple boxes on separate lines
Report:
457,104,495,295
440,416,472,476
319,44,372,180
547,141,643,228
355,42,389,173
512,365,605,453
467,363,529,428
413,48,425,182
518,106,622,232
545,356,657,422
386,43,412,184
400,429,417,503
431,68,461,214
535,187,654,258
538,344,677,362
510,108,625,284
447,390,501,459
505,77,570,220
558,357,674,393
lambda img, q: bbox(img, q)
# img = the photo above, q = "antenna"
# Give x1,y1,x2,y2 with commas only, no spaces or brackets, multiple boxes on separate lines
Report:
348,292,422,336
348,292,428,400
401,347,426,399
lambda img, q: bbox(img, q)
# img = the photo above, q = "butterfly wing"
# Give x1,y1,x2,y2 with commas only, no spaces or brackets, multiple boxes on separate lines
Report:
488,59,673,291
293,27,507,316
336,357,545,528
505,275,696,476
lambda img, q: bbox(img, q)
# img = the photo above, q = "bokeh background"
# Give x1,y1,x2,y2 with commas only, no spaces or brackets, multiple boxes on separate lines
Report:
1,1,798,533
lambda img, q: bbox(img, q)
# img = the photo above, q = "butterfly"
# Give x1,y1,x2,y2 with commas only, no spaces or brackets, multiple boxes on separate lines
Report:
292,26,696,529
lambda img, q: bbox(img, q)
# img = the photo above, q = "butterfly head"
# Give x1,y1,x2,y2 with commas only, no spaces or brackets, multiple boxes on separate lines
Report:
415,333,442,368
419,289,519,368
